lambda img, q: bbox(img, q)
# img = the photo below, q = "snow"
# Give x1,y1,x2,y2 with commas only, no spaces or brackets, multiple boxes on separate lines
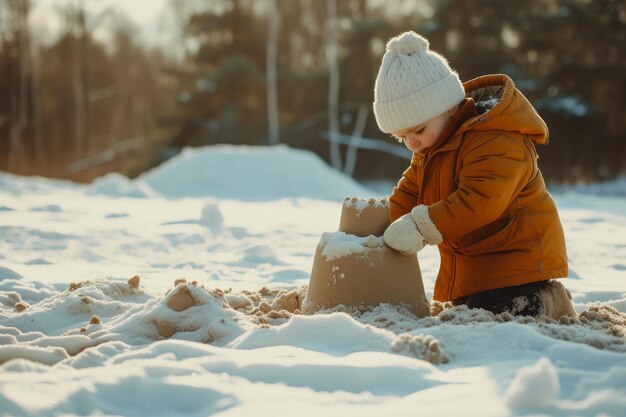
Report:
554,176,626,198
504,357,560,408
318,231,385,261
0,144,625,416
534,96,590,117
343,196,388,214
138,144,372,200
200,203,224,232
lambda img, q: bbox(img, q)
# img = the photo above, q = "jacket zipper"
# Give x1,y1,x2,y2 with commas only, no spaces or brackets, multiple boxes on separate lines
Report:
448,253,457,300
416,154,425,205
418,141,450,204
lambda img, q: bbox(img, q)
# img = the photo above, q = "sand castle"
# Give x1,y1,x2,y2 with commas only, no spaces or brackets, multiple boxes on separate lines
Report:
302,197,430,317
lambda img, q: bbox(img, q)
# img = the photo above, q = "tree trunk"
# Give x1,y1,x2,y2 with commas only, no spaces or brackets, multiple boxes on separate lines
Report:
325,0,342,170
8,0,31,173
343,104,369,177
32,40,44,166
72,3,87,159
266,0,280,145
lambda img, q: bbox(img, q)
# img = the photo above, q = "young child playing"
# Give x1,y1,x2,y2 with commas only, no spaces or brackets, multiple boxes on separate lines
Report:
374,31,576,319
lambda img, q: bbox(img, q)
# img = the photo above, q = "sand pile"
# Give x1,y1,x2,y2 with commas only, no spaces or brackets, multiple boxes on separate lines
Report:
154,280,309,338
157,281,625,353
7,276,621,368
391,333,448,364
66,276,146,299
530,304,626,350
206,284,447,364
156,280,231,338
221,285,307,326
356,302,626,353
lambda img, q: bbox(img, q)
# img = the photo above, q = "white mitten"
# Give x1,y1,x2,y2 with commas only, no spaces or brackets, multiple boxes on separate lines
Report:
383,213,426,255
383,205,444,255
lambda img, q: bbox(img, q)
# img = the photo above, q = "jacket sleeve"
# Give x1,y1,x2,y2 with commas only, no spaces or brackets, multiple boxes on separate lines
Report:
389,157,420,222
428,135,534,242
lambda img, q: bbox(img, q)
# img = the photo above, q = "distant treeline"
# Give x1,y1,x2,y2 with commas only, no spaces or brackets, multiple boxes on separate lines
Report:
1,0,624,184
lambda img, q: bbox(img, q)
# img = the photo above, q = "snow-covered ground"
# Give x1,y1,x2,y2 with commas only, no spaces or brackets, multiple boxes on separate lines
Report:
1,145,625,417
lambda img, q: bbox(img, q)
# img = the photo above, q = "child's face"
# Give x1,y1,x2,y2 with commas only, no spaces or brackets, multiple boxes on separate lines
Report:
392,108,456,154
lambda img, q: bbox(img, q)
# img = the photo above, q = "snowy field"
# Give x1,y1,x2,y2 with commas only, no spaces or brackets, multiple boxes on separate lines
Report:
1,145,625,417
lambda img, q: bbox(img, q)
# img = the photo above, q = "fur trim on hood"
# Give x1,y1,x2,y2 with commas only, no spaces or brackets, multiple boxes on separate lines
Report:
460,74,550,145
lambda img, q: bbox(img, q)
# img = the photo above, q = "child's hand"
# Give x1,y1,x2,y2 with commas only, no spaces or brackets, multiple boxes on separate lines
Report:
383,213,426,255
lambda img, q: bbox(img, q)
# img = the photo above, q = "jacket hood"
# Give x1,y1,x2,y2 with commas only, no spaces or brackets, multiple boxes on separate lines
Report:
460,74,549,145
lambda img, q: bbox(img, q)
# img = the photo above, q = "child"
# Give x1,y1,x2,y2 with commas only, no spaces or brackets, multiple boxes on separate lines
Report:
374,31,575,319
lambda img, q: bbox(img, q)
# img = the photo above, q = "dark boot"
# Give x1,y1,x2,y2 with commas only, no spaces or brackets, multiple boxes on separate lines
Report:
455,280,576,319
534,280,577,320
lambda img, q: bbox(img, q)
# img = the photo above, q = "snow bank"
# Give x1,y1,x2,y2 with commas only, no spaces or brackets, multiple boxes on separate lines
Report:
140,145,372,200
0,344,69,365
0,266,23,280
87,172,158,198
0,172,78,194
553,176,626,197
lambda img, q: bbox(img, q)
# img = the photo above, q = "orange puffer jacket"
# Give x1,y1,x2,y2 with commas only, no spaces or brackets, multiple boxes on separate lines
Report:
389,74,568,302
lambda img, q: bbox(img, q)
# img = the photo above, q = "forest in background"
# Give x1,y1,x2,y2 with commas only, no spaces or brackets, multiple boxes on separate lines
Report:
1,0,625,184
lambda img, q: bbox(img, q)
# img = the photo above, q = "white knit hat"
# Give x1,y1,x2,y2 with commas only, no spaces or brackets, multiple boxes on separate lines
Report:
373,31,465,133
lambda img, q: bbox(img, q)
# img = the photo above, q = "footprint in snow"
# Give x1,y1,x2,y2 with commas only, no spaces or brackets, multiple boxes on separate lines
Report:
611,263,626,271
30,204,63,212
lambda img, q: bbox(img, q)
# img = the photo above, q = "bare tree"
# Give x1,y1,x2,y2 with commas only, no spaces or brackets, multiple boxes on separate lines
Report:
61,0,114,159
31,39,44,165
65,1,88,158
266,0,280,145
325,0,342,170
7,0,32,172
343,104,369,177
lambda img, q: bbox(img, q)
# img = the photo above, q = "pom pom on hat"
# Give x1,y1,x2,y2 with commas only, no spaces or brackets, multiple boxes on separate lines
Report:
386,31,429,55
373,32,465,133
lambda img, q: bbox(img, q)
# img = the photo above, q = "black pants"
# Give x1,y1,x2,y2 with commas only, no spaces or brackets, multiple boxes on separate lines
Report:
453,280,549,316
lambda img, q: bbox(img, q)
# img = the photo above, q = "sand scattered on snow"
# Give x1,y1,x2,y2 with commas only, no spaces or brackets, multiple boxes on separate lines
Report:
127,275,141,289
362,301,626,353
3,279,624,367
14,302,29,312
390,333,448,364
167,285,197,312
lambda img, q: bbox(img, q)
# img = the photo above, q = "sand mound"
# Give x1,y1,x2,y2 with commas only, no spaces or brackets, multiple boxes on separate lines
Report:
356,302,626,353
270,290,301,312
66,277,145,299
167,285,196,312
391,333,448,364
124,280,626,354
219,286,307,326
158,282,308,332
157,281,226,338
578,305,626,337
152,281,314,339
194,284,447,363
30,280,622,368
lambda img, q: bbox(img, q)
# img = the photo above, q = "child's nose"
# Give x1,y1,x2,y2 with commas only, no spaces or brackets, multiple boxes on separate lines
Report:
405,135,419,145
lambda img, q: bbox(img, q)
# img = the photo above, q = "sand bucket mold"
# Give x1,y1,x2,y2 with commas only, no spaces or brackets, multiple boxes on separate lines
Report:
303,197,430,317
